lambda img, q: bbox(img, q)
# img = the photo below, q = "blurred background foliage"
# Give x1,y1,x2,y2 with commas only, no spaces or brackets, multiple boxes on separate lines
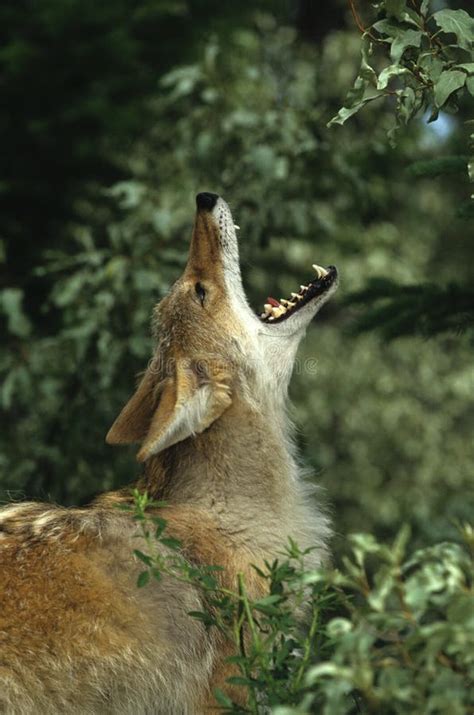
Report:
1,0,473,555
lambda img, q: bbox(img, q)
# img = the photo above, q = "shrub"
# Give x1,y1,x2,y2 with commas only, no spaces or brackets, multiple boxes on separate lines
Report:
128,491,474,714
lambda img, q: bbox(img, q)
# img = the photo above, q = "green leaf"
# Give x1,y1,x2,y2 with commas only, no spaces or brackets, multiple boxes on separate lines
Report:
420,0,430,16
368,569,395,611
328,76,382,126
433,9,474,52
373,19,404,39
402,8,423,28
360,36,377,83
253,594,283,607
397,87,418,124
377,65,410,90
137,570,150,588
213,688,233,708
0,288,31,338
419,54,444,83
151,568,162,582
133,549,153,566
392,524,411,559
455,63,474,74
160,536,182,550
390,29,423,63
434,70,467,108
226,676,255,687
188,610,216,626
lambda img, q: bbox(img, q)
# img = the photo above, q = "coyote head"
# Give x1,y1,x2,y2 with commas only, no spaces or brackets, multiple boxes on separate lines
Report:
107,193,338,461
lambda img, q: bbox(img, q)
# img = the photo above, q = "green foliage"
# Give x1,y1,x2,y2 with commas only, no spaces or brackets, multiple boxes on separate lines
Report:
330,1,474,131
330,0,474,345
0,0,267,257
1,4,473,708
130,493,474,714
1,4,472,548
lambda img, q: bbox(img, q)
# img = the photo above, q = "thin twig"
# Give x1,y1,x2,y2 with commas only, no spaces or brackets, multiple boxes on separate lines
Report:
348,0,378,41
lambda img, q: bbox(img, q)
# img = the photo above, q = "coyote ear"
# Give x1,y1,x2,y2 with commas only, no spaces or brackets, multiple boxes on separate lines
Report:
106,368,158,445
136,359,232,462
106,359,232,460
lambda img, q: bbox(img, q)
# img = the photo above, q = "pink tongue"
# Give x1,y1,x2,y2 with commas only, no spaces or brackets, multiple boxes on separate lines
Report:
267,297,280,307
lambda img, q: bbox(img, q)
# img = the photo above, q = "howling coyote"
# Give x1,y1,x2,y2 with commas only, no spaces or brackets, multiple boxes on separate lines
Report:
0,193,338,714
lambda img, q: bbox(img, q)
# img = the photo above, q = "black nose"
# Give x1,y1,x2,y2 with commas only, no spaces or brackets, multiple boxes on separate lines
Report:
196,192,219,211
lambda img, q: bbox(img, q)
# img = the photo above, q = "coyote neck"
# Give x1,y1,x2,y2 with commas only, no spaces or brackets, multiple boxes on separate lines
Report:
139,397,295,520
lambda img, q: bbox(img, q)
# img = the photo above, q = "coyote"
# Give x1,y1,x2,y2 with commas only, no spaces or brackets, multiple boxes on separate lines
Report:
0,193,338,714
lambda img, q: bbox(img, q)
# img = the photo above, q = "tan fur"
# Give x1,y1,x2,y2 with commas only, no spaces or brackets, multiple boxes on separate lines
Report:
0,195,336,713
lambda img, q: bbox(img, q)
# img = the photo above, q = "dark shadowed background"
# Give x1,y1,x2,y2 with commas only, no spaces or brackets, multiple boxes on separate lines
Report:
1,0,473,557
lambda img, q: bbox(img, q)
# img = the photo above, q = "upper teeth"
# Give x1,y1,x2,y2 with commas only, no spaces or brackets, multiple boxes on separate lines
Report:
234,224,240,230
261,262,331,322
313,264,328,279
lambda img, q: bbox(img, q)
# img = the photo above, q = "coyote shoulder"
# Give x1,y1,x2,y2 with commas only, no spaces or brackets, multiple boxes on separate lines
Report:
0,192,338,714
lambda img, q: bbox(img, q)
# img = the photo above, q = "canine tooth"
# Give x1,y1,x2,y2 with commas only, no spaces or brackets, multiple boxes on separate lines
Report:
312,263,328,279
263,303,273,314
234,224,240,230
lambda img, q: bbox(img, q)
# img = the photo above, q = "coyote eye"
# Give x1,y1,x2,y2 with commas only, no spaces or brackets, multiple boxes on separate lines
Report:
195,282,206,306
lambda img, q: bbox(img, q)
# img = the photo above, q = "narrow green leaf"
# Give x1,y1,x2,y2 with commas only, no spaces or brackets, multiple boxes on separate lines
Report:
160,536,182,550
133,549,153,566
398,87,417,124
328,91,382,126
253,594,283,607
137,570,150,588
213,688,233,708
188,610,216,626
403,8,423,28
226,676,254,686
0,289,32,338
420,0,430,16
360,36,377,84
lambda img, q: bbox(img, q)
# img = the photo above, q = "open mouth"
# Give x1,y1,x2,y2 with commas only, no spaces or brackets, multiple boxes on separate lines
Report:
259,264,338,323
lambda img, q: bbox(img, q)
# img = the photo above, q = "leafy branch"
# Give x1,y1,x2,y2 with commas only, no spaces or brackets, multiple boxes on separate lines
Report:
123,490,474,713
330,1,473,135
